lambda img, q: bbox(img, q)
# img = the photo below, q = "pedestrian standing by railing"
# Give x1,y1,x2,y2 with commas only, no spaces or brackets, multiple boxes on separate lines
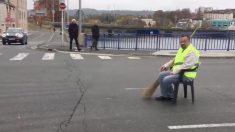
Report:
68,19,81,51
90,22,100,51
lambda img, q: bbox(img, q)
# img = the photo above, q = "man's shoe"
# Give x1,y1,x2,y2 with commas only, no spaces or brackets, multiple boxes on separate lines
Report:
90,46,93,51
77,48,82,51
155,96,173,101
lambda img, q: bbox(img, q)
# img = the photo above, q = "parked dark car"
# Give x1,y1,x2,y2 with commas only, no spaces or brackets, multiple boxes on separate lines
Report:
1,28,27,45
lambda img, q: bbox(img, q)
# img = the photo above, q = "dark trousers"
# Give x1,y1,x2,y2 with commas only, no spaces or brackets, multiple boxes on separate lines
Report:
70,37,80,50
92,38,99,50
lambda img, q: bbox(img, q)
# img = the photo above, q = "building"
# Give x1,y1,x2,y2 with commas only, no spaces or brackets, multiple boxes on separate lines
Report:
204,10,233,20
141,19,156,27
196,7,213,13
210,19,235,29
175,19,202,29
10,0,27,31
33,0,62,22
0,0,16,33
0,0,27,32
228,24,235,30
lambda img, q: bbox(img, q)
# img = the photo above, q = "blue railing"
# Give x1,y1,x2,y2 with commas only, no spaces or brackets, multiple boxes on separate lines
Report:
85,32,235,51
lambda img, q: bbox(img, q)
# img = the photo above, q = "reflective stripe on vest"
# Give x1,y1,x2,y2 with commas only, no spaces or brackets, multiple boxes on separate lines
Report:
172,44,200,79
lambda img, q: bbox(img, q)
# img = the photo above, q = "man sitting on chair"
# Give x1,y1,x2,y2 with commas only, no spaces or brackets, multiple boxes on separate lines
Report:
155,35,200,101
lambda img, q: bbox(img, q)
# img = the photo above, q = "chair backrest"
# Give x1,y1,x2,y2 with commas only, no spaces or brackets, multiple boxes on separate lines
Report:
178,62,200,82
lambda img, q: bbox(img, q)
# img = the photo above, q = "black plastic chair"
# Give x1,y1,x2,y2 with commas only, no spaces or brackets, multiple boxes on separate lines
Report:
172,65,199,104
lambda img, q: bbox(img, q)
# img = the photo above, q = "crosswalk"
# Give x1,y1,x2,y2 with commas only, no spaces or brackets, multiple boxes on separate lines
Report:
42,53,55,60
10,53,29,61
70,54,84,60
0,52,145,61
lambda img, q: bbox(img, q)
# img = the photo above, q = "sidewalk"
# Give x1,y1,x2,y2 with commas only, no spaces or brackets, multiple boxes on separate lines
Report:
40,43,235,58
152,50,235,58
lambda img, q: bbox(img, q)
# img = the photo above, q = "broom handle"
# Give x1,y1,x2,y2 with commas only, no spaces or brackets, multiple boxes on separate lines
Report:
190,26,199,38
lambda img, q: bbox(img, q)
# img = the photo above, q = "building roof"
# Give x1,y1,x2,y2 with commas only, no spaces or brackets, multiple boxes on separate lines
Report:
205,10,232,14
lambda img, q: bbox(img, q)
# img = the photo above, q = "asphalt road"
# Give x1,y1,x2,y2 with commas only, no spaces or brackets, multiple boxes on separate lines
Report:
0,31,235,132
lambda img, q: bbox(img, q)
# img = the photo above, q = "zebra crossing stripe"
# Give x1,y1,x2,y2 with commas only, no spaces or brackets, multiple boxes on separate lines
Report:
10,53,29,60
128,57,141,59
98,56,112,59
70,54,84,60
42,53,55,60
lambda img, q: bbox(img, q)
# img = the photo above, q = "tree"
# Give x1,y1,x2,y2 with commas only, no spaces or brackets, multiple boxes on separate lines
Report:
195,10,203,20
153,9,193,28
201,21,211,29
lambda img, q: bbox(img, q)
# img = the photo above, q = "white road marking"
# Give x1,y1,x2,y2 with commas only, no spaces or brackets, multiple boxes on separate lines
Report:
128,57,141,59
10,53,29,60
70,54,84,60
98,56,112,60
125,88,146,90
168,123,235,130
31,46,37,50
42,53,55,60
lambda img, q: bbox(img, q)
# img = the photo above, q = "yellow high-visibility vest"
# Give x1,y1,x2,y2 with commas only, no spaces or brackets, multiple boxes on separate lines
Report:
172,44,200,79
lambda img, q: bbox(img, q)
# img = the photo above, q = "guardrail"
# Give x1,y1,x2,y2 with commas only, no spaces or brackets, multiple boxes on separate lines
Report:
85,32,235,51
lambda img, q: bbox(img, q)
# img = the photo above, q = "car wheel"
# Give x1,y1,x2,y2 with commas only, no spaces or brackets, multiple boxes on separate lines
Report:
25,39,27,45
2,41,6,45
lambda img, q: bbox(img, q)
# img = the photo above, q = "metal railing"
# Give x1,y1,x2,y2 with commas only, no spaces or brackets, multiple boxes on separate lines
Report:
85,32,235,51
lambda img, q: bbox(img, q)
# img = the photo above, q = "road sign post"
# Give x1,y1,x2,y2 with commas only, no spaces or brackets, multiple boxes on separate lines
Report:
59,1,66,47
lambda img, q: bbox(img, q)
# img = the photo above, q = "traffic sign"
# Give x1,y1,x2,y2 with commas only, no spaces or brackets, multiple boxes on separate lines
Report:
59,3,66,10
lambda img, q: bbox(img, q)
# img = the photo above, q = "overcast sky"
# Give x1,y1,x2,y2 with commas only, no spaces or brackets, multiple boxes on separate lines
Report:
27,0,235,11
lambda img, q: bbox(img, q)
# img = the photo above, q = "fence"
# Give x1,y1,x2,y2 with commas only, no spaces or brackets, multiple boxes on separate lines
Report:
85,32,235,51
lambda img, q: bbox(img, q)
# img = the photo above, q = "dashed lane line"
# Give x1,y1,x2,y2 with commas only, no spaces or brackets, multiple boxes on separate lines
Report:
168,123,235,130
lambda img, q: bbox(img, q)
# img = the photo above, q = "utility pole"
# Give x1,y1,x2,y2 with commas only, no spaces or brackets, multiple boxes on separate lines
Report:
16,0,19,27
52,0,55,25
67,0,69,25
79,0,82,34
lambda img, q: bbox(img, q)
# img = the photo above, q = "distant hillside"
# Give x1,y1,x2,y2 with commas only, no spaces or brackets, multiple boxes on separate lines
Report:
68,8,154,17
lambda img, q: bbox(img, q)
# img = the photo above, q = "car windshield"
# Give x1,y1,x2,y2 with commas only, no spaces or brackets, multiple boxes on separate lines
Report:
7,29,22,33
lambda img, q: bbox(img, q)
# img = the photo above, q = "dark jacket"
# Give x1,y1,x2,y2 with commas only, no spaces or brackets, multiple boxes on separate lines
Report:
68,23,78,38
91,25,100,39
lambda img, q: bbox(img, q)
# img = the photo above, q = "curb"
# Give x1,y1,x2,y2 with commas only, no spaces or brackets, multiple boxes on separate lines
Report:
38,45,235,58
35,34,235,58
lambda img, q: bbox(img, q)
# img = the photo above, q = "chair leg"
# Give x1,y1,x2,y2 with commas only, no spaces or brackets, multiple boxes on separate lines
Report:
173,83,179,104
183,84,187,98
191,84,195,104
